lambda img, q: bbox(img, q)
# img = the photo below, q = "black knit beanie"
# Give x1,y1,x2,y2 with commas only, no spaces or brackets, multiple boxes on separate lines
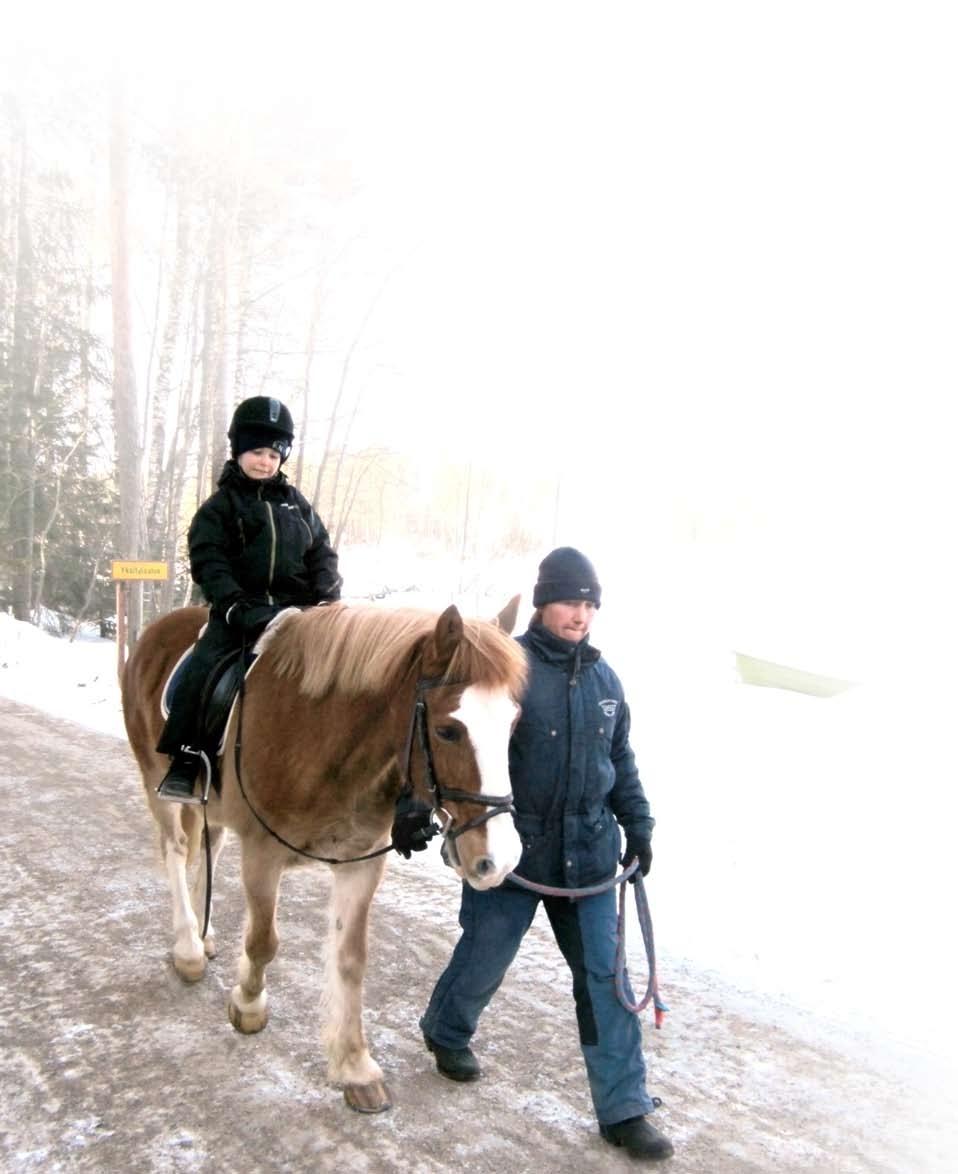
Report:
532,547,602,609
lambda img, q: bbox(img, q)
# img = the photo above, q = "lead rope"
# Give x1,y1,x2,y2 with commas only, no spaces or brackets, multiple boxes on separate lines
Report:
507,863,669,1026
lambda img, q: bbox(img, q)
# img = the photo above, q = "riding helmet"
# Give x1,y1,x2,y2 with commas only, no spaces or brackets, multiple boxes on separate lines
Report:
228,396,295,463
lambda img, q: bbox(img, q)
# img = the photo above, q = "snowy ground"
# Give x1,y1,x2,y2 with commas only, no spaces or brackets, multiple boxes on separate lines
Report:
2,543,956,1167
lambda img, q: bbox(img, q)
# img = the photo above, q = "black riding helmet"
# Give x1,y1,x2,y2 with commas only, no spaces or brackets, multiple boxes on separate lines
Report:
228,396,295,463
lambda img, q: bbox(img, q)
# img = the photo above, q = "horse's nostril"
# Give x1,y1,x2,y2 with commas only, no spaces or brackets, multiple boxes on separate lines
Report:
474,856,495,877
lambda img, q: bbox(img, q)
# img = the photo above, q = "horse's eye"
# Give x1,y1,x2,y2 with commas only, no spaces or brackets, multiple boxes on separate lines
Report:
435,725,461,743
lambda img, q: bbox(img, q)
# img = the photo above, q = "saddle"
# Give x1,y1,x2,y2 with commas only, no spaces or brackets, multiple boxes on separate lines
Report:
161,646,254,793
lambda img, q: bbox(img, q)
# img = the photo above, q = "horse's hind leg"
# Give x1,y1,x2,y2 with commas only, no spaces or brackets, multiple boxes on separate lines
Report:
190,824,228,959
323,857,391,1113
228,842,284,1035
158,811,207,982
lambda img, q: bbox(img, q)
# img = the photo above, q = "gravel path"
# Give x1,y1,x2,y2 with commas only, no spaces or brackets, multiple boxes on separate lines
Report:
0,698,953,1173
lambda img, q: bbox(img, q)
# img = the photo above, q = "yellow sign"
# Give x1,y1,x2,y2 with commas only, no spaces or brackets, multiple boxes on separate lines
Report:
111,560,169,581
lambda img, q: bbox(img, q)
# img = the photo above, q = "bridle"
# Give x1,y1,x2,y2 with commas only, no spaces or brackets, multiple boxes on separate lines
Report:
400,674,516,868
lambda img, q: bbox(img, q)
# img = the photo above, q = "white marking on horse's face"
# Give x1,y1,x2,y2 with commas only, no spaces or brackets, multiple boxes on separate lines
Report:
449,685,522,887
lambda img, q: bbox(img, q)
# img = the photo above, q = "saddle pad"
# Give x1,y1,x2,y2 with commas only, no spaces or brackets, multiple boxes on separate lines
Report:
160,644,195,720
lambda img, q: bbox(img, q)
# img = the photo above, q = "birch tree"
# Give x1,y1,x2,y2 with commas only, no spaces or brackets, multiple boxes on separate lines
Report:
109,72,144,652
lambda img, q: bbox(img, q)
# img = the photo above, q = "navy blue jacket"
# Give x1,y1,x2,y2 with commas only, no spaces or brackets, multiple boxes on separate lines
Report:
509,621,654,888
188,461,341,614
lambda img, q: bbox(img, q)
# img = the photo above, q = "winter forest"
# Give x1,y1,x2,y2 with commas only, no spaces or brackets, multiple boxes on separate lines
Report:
3,5,956,674
2,20,574,657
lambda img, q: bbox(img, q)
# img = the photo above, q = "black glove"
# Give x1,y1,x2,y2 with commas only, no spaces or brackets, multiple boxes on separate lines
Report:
391,802,437,859
227,600,280,637
622,832,653,879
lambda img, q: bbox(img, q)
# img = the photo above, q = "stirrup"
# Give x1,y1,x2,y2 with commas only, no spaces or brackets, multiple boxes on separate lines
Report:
157,750,208,806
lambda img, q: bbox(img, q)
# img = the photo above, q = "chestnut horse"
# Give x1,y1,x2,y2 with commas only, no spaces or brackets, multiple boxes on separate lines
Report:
121,598,526,1112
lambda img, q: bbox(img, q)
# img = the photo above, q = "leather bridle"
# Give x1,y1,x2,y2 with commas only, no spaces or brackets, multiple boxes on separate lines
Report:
400,674,516,867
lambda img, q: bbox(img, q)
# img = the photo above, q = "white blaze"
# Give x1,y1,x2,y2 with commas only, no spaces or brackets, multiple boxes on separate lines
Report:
450,685,522,884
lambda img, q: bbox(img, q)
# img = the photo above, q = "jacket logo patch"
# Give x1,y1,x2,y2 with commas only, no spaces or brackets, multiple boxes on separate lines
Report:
599,699,618,718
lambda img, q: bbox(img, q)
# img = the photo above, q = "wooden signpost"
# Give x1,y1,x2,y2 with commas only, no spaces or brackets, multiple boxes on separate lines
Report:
111,560,169,681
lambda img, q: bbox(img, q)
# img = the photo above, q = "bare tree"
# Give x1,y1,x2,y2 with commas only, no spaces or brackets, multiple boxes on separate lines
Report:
312,268,395,512
109,71,144,653
8,110,37,621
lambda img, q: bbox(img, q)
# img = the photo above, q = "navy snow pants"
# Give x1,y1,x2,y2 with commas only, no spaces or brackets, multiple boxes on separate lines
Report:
420,881,656,1126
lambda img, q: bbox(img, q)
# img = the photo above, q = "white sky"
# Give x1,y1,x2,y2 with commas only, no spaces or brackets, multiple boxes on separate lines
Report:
8,2,958,648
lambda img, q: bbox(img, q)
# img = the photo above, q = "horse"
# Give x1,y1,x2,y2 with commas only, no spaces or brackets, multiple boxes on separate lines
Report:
121,597,526,1113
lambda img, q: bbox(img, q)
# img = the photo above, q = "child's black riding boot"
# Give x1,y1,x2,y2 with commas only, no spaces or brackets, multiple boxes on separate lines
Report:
157,749,204,805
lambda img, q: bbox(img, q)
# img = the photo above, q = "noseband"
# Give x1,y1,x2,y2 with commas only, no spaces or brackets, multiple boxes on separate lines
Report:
401,675,516,865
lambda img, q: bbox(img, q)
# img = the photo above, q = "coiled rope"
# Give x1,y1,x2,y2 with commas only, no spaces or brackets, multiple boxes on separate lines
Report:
507,862,669,1026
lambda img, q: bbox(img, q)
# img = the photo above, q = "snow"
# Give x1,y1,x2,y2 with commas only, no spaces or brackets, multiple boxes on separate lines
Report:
2,544,956,1097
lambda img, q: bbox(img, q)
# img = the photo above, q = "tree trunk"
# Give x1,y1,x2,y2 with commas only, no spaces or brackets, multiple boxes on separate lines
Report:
109,72,144,654
295,277,323,489
312,268,394,511
9,114,37,622
199,190,232,497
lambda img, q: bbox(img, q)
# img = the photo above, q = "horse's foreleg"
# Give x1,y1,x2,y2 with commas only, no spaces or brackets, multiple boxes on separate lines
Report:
228,843,284,1035
189,824,228,959
322,856,391,1112
159,814,207,982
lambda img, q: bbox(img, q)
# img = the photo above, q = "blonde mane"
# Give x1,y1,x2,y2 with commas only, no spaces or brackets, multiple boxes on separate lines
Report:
264,603,527,700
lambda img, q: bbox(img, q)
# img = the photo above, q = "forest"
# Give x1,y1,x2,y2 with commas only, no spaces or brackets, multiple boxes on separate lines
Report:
6,8,951,680
1,40,562,655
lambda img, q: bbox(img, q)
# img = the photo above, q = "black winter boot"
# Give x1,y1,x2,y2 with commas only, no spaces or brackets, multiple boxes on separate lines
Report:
157,751,203,804
423,1034,481,1082
600,1115,674,1160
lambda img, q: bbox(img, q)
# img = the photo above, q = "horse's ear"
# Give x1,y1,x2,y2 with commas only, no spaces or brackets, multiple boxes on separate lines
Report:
492,594,521,635
424,604,463,675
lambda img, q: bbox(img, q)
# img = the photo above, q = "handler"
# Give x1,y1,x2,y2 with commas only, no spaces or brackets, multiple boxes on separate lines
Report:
416,547,673,1161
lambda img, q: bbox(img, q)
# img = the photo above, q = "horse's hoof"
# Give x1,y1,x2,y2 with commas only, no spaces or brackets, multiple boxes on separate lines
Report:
228,994,268,1034
203,935,217,959
344,1081,392,1113
172,953,206,983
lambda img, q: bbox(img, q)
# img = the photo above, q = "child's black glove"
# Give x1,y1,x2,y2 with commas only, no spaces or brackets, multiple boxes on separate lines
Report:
228,600,281,636
622,832,653,879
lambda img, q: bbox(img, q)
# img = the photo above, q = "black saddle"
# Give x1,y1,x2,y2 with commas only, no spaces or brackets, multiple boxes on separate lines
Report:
163,647,254,792
198,649,252,745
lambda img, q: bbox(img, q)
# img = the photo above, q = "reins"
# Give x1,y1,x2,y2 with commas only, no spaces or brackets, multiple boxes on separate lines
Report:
196,657,515,938
197,650,394,941
229,665,398,866
507,863,669,1026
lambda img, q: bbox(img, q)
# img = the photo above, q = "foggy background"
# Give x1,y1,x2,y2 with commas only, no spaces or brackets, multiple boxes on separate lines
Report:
3,0,958,1114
